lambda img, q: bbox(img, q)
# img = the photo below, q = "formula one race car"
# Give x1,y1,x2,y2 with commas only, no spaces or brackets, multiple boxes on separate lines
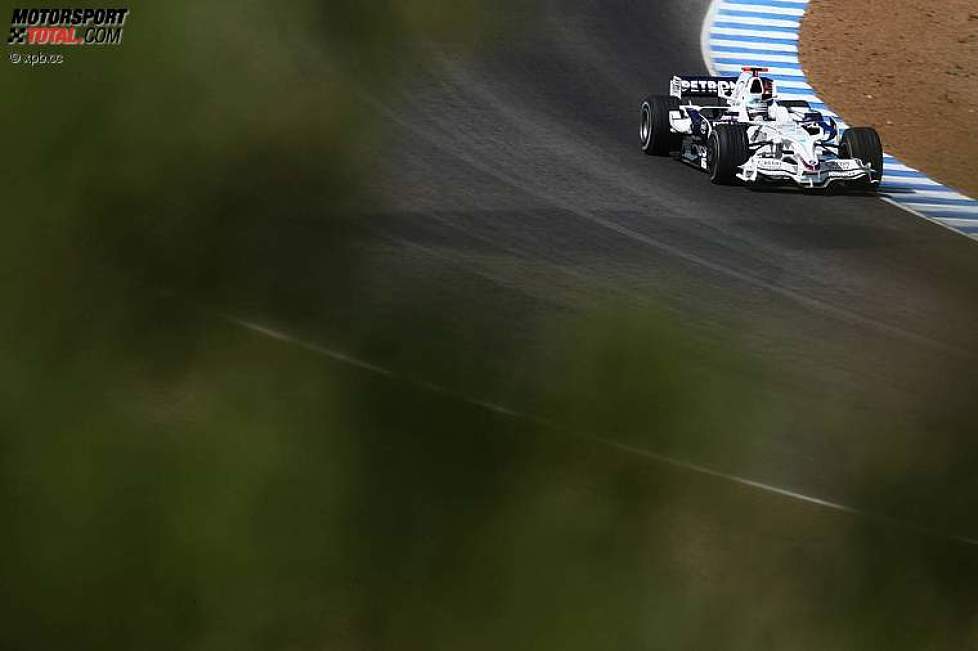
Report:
639,67,883,190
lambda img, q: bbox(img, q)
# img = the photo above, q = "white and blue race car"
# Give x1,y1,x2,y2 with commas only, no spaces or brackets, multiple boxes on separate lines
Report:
640,67,883,190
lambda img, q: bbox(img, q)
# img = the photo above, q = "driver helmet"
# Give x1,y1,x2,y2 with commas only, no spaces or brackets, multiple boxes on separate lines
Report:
745,77,774,120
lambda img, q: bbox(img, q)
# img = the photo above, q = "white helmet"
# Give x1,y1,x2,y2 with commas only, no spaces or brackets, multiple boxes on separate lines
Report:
745,76,774,120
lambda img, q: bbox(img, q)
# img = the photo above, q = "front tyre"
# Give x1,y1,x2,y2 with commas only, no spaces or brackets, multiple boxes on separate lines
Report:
640,95,680,156
840,127,883,191
708,124,750,185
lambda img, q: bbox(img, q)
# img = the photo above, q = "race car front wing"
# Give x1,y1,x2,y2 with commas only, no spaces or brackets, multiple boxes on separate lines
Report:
738,156,875,189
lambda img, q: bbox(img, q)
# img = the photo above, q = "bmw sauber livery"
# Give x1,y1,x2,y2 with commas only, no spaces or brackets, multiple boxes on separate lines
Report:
640,67,883,190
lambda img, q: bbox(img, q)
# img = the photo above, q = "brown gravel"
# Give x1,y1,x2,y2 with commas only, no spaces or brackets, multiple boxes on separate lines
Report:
799,0,978,197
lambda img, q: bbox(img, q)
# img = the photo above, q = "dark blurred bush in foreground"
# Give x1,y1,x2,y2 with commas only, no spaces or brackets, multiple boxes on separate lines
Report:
3,298,977,649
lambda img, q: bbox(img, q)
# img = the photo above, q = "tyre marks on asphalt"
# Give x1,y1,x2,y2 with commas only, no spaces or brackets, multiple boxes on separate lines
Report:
366,90,975,360
225,312,978,548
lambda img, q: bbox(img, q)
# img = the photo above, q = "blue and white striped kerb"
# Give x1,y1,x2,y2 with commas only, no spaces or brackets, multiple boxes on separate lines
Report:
701,0,978,242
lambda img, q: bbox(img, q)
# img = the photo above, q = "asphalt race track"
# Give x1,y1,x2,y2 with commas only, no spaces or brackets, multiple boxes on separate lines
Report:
232,0,978,539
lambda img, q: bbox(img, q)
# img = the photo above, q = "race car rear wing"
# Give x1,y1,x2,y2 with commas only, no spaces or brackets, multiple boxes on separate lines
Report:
670,75,739,103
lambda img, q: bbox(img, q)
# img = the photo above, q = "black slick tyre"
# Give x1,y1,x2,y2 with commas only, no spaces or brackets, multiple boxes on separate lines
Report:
640,95,680,156
707,124,750,185
839,127,883,191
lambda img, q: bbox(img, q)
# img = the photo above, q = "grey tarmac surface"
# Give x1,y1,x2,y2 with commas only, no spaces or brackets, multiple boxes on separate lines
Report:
230,0,978,538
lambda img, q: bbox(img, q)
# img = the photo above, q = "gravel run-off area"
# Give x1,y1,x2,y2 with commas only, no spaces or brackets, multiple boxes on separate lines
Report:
800,0,978,198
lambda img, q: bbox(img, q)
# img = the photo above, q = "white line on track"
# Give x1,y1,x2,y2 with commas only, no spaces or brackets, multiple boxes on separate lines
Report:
224,313,978,548
226,315,539,420
880,198,978,241
938,217,978,228
701,0,722,74
898,204,978,215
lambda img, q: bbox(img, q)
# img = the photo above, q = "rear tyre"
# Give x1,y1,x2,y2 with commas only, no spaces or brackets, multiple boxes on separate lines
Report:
707,124,750,185
640,95,681,156
839,127,883,191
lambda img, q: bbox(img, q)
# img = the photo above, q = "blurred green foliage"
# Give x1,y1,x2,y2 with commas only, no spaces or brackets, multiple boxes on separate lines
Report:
1,0,978,649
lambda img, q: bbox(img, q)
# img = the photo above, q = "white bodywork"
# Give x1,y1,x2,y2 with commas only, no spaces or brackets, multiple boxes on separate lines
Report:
667,69,876,188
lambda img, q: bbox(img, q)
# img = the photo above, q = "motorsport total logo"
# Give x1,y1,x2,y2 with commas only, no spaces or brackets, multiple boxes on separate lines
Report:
8,7,129,46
